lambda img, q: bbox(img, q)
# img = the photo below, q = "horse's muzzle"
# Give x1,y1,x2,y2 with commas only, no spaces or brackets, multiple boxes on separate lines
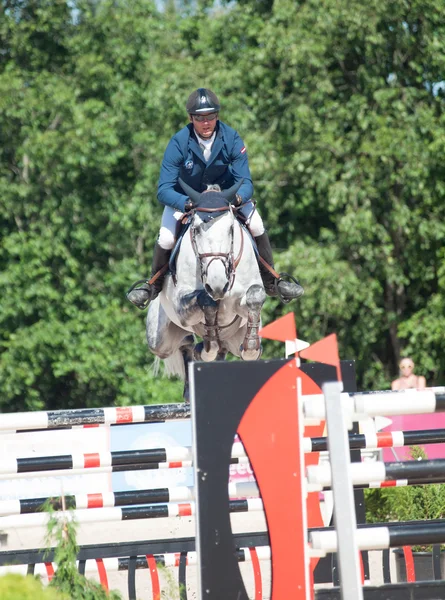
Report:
205,282,229,301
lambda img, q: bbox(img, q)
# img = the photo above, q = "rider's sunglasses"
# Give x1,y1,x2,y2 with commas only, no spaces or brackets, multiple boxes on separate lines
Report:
192,112,218,122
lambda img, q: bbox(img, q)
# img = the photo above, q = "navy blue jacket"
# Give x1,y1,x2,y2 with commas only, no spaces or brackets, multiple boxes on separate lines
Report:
157,121,254,212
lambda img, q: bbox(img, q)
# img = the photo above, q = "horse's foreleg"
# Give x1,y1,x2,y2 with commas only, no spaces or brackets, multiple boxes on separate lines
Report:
178,290,221,362
240,284,266,361
195,291,220,362
177,290,207,327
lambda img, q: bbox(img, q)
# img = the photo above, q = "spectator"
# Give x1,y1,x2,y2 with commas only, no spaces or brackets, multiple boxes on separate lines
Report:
391,357,426,390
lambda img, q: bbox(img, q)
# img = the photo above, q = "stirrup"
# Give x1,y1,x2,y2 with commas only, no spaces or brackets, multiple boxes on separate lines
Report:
126,279,151,310
275,273,303,305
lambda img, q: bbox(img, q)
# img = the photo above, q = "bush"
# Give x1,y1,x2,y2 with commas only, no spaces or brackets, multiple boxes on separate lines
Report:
0,574,65,600
365,446,445,551
44,511,122,600
0,501,122,600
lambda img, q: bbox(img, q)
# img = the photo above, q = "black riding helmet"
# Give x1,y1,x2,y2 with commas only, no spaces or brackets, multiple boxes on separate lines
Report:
186,88,220,114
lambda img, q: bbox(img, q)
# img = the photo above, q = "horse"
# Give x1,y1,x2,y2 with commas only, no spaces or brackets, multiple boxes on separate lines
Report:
145,180,266,397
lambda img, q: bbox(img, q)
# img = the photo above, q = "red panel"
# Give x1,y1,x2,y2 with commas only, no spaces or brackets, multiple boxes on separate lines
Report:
359,552,365,584
249,548,262,600
87,493,104,508
96,558,109,591
146,555,161,600
84,453,101,468
380,481,397,487
238,360,310,600
116,407,133,423
403,546,416,582
44,562,54,581
169,461,183,469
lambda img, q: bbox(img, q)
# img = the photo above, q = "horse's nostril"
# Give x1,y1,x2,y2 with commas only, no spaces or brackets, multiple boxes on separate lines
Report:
223,282,229,293
205,283,212,296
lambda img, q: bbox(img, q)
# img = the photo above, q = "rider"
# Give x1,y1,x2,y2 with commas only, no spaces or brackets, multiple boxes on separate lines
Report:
127,88,304,309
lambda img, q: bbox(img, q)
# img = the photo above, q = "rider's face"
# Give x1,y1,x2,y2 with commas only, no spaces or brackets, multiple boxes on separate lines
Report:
190,112,218,139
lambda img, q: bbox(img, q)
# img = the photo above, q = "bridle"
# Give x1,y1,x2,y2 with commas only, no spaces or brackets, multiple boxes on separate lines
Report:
189,204,244,293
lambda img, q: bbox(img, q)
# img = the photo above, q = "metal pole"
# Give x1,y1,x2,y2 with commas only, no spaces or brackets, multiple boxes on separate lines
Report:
323,381,364,600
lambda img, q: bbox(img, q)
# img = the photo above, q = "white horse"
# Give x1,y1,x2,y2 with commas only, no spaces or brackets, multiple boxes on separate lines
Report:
146,181,266,397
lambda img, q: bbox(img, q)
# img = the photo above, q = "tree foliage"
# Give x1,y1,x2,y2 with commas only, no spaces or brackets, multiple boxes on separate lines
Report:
1,0,444,411
0,574,65,600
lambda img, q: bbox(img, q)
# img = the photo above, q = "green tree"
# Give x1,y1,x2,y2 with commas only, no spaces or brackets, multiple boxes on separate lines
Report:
205,0,445,387
0,0,185,410
1,0,444,410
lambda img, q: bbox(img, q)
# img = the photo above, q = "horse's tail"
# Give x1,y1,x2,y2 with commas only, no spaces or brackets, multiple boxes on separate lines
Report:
161,351,186,380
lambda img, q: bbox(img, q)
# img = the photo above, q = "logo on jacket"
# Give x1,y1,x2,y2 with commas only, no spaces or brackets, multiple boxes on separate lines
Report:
185,160,194,170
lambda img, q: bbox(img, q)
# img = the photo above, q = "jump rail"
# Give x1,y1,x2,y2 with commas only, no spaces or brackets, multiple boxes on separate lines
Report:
308,457,445,490
0,481,258,517
0,442,246,477
0,498,264,531
2,387,444,432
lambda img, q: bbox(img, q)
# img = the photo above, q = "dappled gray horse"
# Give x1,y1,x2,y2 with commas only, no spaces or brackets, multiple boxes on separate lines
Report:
146,181,265,395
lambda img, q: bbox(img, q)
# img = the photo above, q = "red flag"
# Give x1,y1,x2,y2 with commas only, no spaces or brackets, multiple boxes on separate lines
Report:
259,312,296,343
299,333,342,382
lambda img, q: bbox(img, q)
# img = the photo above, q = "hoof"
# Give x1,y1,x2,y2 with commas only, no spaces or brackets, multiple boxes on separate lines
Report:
240,345,262,361
201,349,218,362
194,341,218,362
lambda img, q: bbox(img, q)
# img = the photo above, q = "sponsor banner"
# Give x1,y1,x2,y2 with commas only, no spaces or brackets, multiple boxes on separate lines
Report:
111,421,194,490
381,410,445,462
0,419,257,500
110,422,256,491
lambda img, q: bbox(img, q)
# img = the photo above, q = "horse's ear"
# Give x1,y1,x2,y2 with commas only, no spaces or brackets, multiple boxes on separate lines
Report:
220,179,244,202
178,178,201,204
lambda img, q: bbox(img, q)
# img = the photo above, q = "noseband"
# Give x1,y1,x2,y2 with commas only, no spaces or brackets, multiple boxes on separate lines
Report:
190,206,244,292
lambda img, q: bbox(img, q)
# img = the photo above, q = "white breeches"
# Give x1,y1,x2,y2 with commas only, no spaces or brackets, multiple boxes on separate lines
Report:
157,201,265,250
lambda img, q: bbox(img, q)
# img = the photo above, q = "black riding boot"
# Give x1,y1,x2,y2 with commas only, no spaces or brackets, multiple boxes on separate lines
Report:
126,242,172,310
255,232,304,301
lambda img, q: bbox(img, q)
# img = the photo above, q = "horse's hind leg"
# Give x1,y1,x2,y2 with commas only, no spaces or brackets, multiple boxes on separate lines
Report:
180,335,194,401
241,284,266,361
